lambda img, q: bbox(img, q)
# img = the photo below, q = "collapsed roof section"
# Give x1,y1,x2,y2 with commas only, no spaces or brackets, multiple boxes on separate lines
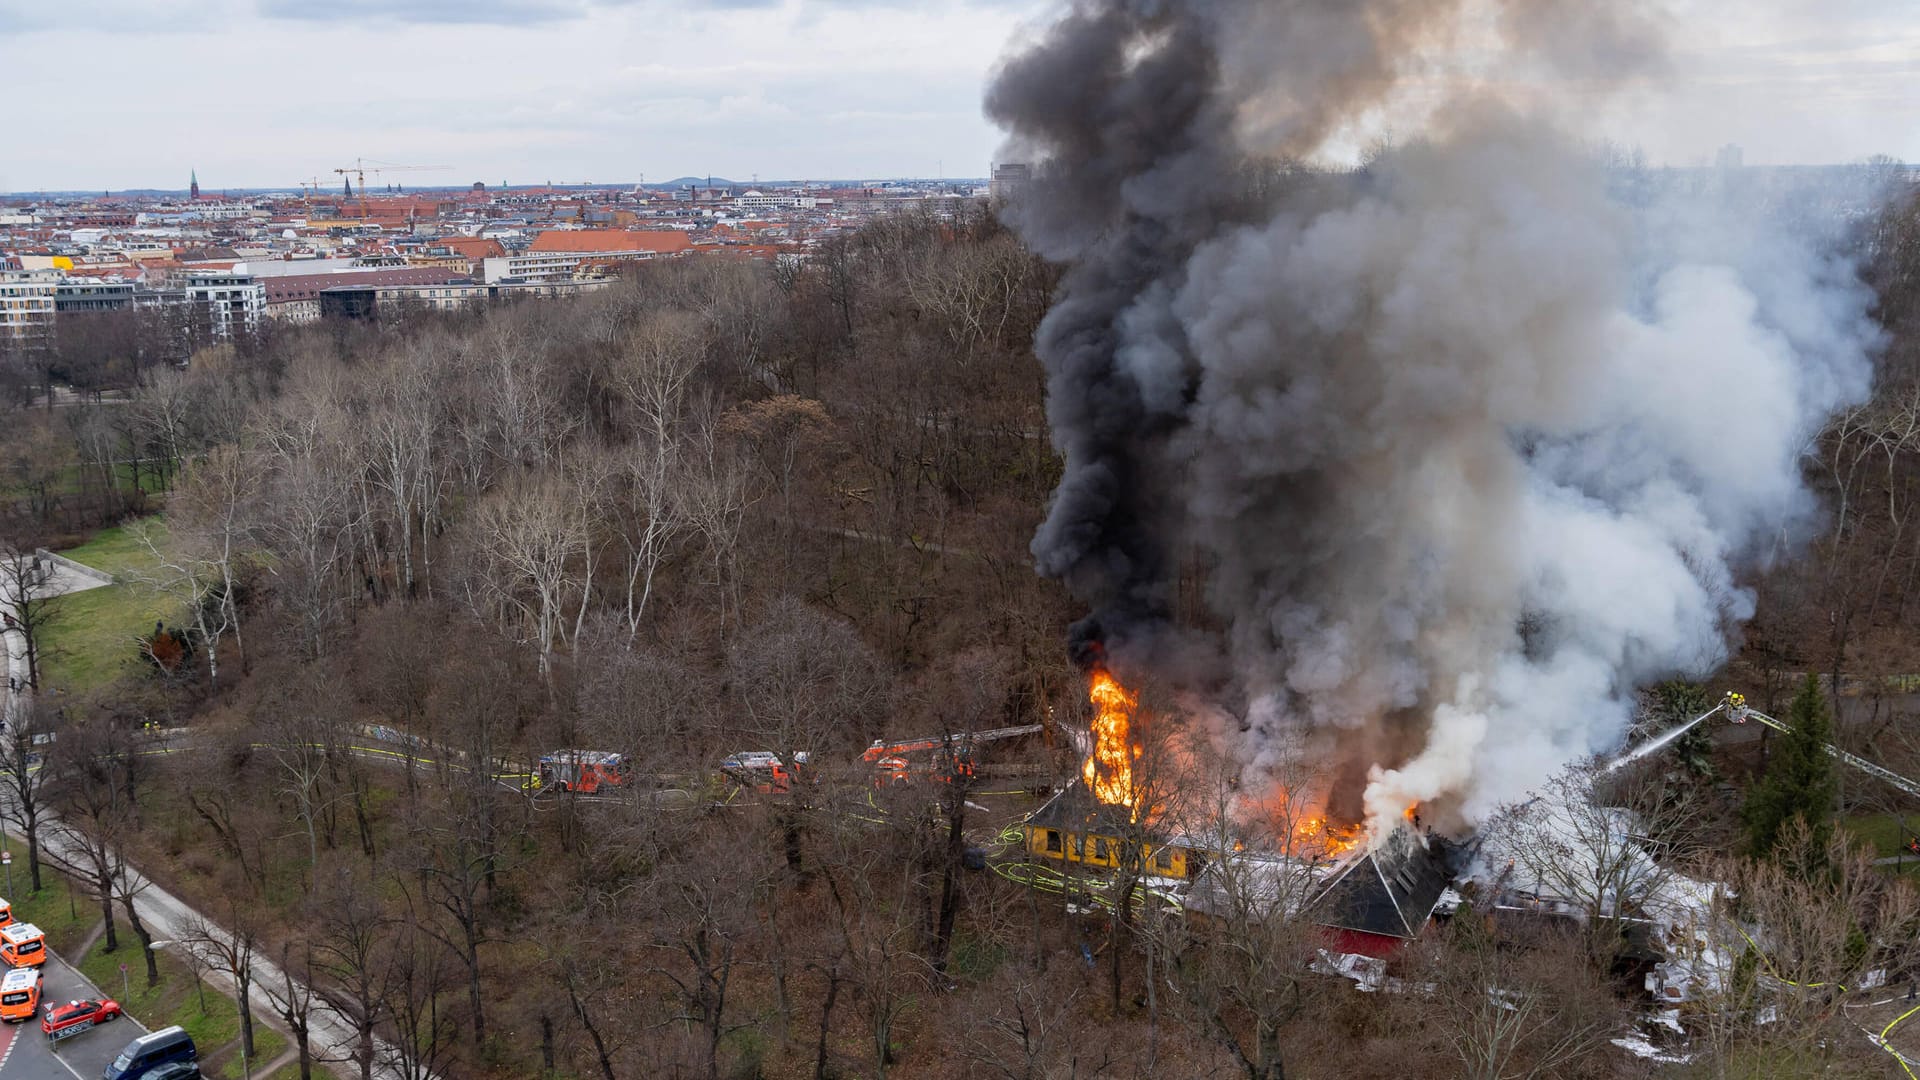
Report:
1311,823,1456,941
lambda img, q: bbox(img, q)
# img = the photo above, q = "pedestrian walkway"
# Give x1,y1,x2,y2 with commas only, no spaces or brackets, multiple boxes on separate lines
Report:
2,548,113,725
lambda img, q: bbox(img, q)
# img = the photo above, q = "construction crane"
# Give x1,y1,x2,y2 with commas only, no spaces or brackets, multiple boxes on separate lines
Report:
333,158,452,200
1607,691,1920,799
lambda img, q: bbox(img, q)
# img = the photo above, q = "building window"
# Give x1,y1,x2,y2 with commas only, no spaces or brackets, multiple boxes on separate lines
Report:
1044,830,1061,854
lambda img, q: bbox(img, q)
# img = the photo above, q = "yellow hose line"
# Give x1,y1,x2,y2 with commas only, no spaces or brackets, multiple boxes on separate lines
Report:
1878,1002,1920,1080
1733,922,1918,1077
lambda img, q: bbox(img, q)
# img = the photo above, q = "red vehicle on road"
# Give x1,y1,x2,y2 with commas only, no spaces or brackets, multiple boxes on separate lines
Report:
42,997,122,1041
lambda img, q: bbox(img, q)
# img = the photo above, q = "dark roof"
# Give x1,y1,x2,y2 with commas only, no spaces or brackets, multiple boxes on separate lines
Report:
1310,824,1453,939
1025,781,1137,836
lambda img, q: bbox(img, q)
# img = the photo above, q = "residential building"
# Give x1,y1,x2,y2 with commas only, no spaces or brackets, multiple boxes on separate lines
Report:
183,272,264,338
0,270,58,344
262,266,470,323
482,252,582,284
54,279,136,314
525,228,691,261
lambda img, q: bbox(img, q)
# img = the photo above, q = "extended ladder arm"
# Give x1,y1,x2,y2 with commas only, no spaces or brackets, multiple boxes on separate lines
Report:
1608,692,1920,801
1729,697,1920,801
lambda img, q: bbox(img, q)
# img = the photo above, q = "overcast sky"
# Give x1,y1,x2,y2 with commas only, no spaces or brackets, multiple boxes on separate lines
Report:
1,0,1914,193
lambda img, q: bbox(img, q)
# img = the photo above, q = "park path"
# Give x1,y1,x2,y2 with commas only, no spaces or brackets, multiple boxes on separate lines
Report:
2,549,113,726
30,808,417,1080
4,550,419,1079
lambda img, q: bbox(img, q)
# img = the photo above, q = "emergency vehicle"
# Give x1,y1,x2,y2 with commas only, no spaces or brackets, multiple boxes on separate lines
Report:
0,896,13,929
0,968,40,1023
860,725,1044,786
535,751,630,795
721,751,809,794
0,924,45,969
42,996,122,1040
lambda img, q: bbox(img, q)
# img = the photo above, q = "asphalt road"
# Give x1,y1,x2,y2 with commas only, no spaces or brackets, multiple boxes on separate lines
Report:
0,953,149,1080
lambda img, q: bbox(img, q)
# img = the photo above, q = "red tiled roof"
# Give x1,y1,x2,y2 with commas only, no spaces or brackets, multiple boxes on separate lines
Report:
436,237,506,259
527,229,691,255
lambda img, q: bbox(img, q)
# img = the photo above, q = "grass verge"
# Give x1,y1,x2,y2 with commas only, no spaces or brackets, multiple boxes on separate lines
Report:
77,927,296,1079
0,831,102,956
39,517,174,694
1842,812,1920,859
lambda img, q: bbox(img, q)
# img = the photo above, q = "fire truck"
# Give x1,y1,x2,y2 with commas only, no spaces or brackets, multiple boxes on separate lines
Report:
720,751,809,794
535,751,630,795
861,724,1044,786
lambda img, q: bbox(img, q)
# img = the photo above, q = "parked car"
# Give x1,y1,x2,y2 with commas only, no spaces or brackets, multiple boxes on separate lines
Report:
41,996,121,1040
104,1025,196,1079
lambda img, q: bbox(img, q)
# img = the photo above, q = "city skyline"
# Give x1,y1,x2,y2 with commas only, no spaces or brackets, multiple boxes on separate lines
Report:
2,0,1917,192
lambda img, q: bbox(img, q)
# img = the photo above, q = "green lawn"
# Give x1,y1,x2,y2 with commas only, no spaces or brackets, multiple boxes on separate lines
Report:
0,841,100,957
38,517,177,694
77,929,293,1079
1842,812,1919,859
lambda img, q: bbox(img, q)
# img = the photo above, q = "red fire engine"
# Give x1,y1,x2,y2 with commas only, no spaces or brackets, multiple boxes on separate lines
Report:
720,751,809,794
860,724,1043,786
536,751,630,794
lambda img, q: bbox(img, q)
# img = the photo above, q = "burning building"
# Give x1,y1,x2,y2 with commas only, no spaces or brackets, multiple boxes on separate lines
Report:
1021,782,1201,881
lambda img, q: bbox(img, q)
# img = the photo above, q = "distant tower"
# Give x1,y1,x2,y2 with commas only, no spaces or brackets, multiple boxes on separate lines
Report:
189,170,200,200
344,175,354,198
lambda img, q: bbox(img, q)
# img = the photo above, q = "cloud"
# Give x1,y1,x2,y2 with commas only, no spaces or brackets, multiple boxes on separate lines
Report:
250,0,1028,25
255,0,587,25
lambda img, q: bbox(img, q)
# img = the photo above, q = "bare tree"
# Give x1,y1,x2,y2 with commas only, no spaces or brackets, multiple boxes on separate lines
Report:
0,696,52,891
680,412,752,631
605,317,703,637
456,474,591,677
361,347,443,599
381,918,459,1080
261,939,322,1080
44,719,138,953
1392,919,1621,1080
960,963,1084,1080
1481,764,1704,968
1692,821,1920,1075
178,908,261,1062
0,544,64,691
112,859,160,987
310,865,394,1080
1139,738,1325,1080
262,671,345,880
126,502,245,689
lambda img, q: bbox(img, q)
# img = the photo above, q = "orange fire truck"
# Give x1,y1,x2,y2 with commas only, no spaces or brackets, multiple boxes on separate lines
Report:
861,724,1043,786
535,751,630,795
720,751,809,794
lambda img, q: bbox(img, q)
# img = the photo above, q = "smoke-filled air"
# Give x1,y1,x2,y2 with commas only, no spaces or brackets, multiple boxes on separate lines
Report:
988,0,1881,839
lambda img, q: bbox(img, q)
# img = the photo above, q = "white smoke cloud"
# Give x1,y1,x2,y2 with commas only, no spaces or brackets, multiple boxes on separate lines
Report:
991,1,1882,840
1171,115,1872,833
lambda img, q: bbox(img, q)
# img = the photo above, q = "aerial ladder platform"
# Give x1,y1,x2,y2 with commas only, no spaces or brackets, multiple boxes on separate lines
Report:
1607,691,1920,800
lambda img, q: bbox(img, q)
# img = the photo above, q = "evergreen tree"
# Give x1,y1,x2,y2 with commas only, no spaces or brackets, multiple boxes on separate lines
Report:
1741,673,1839,858
1656,680,1717,782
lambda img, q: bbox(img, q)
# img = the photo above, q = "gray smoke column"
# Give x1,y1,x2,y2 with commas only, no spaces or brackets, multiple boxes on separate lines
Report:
989,0,1879,835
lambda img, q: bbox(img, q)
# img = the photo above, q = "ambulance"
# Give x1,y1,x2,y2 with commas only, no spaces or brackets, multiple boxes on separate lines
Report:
0,968,39,1022
0,896,13,930
0,924,46,968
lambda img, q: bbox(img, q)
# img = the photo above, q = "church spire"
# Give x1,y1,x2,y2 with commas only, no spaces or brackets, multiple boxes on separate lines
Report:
189,169,200,200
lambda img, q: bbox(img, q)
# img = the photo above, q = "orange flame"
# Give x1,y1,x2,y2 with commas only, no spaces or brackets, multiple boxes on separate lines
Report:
1293,814,1362,857
1082,668,1139,809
